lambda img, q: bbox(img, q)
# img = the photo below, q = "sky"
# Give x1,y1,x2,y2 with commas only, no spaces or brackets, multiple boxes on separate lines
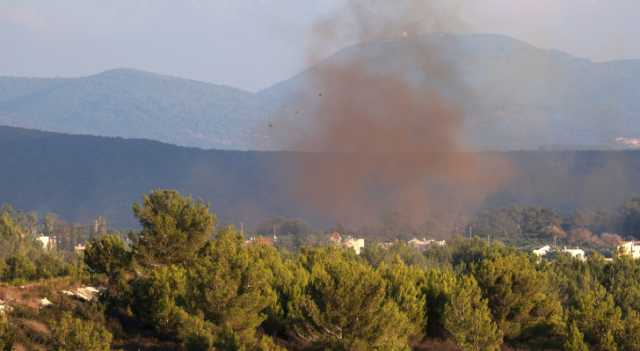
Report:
1,0,638,91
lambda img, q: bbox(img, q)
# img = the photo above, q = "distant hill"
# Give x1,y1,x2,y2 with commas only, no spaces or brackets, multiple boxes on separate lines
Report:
1,126,640,229
0,125,304,228
0,69,267,150
2,34,639,150
258,33,640,150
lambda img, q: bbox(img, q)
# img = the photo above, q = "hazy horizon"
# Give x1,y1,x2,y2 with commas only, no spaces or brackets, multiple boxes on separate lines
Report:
2,0,639,91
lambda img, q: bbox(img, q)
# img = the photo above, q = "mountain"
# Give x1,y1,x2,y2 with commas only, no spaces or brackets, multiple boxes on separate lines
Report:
1,34,640,150
2,126,640,229
0,69,268,150
258,33,640,150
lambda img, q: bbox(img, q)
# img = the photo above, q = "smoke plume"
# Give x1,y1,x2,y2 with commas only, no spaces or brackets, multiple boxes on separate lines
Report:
274,0,512,232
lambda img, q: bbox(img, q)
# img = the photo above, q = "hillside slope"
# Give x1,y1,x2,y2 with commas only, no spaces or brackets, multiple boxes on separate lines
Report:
1,34,640,150
258,33,640,150
0,69,267,150
1,126,640,229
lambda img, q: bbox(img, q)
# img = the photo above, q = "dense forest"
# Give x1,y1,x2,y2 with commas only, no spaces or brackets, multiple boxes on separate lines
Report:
3,125,640,232
3,190,640,350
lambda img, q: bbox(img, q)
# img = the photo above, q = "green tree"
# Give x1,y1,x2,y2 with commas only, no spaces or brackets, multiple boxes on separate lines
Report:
423,268,457,338
290,247,413,350
362,242,427,268
444,275,502,351
472,253,565,346
52,313,112,351
3,254,36,281
564,321,589,351
34,252,70,279
185,227,275,347
131,264,187,332
0,313,15,351
0,210,26,257
622,309,640,351
84,234,131,278
601,257,640,313
569,273,623,351
246,241,307,337
378,258,427,340
132,189,215,266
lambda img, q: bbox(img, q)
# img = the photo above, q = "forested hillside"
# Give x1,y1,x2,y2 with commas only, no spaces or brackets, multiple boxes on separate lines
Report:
2,126,640,233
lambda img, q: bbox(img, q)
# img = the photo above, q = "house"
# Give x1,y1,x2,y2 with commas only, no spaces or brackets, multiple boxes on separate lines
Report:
408,238,446,251
329,232,365,255
343,237,365,255
36,235,53,250
74,243,86,253
617,241,640,259
532,245,552,257
562,247,586,261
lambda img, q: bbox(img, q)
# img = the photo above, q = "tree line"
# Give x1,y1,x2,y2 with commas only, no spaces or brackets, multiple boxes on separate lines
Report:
2,190,640,350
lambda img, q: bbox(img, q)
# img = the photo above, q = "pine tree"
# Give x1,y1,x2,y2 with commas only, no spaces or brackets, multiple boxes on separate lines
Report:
132,189,215,266
52,313,112,351
564,322,589,351
0,313,15,351
185,227,276,347
570,273,623,350
622,309,640,351
472,253,565,344
290,247,413,350
378,258,427,340
444,275,502,351
422,269,457,338
84,234,131,278
423,268,457,338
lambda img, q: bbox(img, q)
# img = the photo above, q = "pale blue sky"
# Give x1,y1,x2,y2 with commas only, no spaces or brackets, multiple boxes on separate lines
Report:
1,0,638,91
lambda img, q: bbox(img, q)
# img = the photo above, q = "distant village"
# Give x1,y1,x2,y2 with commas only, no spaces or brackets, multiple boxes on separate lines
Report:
532,240,640,261
31,215,640,262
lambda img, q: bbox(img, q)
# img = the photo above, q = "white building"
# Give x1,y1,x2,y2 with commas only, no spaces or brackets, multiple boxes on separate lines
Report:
328,232,365,255
532,245,552,257
617,241,640,259
343,237,365,255
562,247,586,261
408,238,446,251
36,236,53,250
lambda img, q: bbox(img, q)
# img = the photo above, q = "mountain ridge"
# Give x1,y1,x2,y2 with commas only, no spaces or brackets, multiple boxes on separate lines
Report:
2,33,640,150
2,125,640,229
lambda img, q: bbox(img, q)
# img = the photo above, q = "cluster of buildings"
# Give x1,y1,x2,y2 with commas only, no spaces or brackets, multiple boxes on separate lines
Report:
532,245,587,261
617,241,640,259
532,240,640,262
407,238,446,251
329,232,365,255
329,233,447,255
35,234,86,253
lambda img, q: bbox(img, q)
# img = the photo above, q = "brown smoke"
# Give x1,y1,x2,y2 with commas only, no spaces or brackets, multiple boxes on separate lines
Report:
274,0,512,232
